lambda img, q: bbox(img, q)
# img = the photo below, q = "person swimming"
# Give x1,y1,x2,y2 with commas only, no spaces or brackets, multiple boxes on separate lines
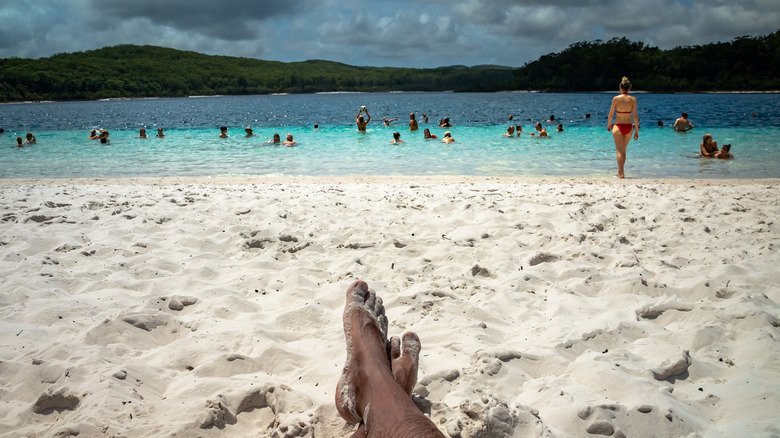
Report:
282,133,296,146
530,122,548,137
441,131,455,143
423,128,437,139
715,144,733,159
383,117,398,127
699,133,719,157
673,112,694,131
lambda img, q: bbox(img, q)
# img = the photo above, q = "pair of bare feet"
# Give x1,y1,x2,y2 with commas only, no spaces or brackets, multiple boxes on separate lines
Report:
336,280,444,437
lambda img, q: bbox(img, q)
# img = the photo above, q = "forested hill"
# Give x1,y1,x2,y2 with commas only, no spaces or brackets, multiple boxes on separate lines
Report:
1,31,778,102
511,31,780,92
0,45,516,101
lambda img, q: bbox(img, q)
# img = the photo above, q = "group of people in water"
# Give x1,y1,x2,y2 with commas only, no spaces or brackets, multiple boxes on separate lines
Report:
358,106,456,144
8,84,735,181
368,108,569,145
699,133,733,159
83,127,165,144
218,126,298,146
13,132,37,147
501,121,564,138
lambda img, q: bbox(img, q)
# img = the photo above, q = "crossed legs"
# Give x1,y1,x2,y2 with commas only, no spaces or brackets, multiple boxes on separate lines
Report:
336,280,444,437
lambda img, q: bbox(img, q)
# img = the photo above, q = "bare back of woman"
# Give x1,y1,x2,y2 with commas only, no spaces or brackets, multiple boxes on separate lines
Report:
607,76,639,178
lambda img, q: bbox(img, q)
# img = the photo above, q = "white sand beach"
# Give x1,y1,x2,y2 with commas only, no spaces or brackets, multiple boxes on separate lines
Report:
0,177,778,438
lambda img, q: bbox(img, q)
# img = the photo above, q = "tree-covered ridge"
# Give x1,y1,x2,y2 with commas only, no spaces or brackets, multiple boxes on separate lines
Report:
1,31,778,101
0,45,515,101
512,31,780,92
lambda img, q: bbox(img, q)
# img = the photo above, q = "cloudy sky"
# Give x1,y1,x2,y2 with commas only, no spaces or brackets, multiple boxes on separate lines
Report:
1,0,778,68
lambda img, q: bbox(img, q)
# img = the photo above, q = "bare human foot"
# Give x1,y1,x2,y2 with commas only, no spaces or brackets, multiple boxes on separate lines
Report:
337,280,444,437
336,280,389,424
390,332,421,396
350,332,422,438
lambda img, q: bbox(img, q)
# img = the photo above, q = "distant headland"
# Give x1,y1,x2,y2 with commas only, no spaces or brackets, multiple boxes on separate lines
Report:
1,31,777,102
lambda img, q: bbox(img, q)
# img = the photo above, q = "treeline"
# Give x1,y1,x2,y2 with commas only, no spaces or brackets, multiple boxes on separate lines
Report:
0,45,515,101
511,31,780,92
1,32,778,102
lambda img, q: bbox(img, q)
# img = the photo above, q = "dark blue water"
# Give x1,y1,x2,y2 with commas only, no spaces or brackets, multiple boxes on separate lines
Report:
1,92,778,178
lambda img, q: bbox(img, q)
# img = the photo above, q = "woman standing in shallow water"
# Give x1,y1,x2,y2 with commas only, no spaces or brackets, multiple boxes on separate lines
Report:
607,76,639,178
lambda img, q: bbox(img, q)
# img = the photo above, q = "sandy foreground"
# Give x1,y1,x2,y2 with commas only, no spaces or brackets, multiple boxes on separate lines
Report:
0,177,778,438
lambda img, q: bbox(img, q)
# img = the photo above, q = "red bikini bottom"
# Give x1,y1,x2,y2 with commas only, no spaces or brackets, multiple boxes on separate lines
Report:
613,124,633,135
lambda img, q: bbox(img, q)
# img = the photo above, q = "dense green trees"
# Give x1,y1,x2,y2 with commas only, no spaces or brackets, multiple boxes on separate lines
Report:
0,45,514,101
511,31,780,92
0,31,778,102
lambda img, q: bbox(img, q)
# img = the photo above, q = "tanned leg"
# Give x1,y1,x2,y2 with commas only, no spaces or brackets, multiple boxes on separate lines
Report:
337,280,444,438
612,127,631,178
350,332,423,438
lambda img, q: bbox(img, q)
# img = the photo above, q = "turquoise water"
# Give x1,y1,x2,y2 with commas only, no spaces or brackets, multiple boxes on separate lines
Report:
1,92,778,179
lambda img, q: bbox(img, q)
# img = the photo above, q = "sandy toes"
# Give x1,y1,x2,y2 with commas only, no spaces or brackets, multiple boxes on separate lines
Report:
390,332,421,396
348,331,423,438
336,280,390,424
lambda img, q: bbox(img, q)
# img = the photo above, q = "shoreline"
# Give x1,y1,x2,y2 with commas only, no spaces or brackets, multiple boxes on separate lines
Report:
2,175,779,186
3,89,780,105
1,177,778,437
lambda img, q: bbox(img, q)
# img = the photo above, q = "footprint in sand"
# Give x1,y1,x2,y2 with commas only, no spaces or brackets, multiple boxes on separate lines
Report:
199,385,315,437
440,395,548,438
32,387,80,414
167,296,198,311
84,311,190,350
577,402,698,437
650,350,692,381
